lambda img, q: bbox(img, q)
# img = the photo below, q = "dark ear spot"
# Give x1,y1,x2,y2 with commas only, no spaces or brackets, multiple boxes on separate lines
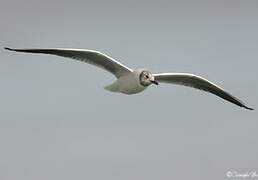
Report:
139,71,151,87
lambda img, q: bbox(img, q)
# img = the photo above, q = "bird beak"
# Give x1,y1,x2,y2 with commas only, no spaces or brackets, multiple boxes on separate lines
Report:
151,80,159,85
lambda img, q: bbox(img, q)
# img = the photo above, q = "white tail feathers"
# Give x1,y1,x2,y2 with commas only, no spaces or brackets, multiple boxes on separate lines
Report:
104,82,120,93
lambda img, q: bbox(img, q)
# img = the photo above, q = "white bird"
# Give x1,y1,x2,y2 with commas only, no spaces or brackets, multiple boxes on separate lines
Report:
4,47,253,110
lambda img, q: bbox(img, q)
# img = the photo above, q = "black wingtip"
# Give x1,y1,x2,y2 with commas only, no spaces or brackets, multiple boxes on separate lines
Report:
244,106,254,110
4,47,14,51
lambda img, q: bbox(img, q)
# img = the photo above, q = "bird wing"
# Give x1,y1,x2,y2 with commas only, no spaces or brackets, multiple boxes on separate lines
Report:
153,73,253,110
4,47,132,78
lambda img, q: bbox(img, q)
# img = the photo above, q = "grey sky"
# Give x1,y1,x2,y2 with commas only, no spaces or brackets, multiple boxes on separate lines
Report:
1,0,257,179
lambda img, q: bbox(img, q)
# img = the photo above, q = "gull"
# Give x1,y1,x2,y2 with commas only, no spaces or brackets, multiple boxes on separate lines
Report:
4,47,253,110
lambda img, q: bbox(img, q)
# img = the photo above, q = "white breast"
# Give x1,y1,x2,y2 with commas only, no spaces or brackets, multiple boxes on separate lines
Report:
104,70,147,94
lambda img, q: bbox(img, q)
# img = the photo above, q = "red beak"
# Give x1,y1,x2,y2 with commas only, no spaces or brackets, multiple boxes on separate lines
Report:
151,80,159,85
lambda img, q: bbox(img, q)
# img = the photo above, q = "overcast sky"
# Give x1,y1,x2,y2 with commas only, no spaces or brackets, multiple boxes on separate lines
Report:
0,0,257,180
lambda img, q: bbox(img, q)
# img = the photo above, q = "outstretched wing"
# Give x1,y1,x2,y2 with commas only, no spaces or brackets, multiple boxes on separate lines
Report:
154,73,253,110
4,47,132,78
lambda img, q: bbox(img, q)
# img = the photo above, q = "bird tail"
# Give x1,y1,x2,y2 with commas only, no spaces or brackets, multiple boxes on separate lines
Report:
104,82,120,93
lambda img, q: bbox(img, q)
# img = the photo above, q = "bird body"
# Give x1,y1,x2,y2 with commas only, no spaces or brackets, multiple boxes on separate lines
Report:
4,47,254,110
104,69,147,94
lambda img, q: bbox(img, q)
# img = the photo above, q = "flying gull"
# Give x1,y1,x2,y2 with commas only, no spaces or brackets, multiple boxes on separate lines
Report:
4,47,254,110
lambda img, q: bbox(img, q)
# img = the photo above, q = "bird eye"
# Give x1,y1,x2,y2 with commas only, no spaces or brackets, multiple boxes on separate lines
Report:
146,75,149,78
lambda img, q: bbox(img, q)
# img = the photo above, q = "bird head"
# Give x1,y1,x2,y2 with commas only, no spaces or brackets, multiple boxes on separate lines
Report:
139,70,158,86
